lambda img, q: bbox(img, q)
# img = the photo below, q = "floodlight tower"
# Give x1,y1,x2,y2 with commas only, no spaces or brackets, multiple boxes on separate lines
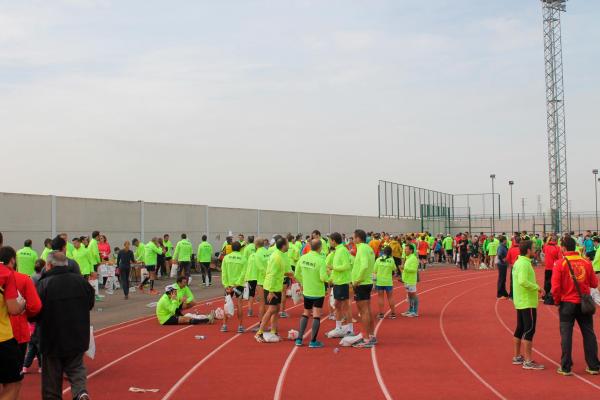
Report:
542,0,569,233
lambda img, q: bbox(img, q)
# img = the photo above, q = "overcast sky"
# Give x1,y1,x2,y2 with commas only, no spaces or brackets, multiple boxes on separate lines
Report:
1,0,599,216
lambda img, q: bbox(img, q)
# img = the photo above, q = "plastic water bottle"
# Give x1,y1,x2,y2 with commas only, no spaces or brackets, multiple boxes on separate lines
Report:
97,308,103,312
333,347,340,354
195,335,206,340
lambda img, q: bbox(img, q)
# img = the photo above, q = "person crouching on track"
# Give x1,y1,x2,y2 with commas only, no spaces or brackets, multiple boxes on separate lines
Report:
401,243,419,317
294,239,329,348
156,285,214,325
374,246,396,319
255,237,293,343
220,241,248,333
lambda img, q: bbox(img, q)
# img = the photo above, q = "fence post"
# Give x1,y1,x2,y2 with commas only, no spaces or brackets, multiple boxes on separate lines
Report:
139,200,145,243
51,195,57,238
297,213,300,234
517,213,520,232
257,209,261,235
329,215,332,234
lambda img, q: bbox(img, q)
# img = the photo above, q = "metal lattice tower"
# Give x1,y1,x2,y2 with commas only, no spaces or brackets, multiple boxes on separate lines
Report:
542,0,569,233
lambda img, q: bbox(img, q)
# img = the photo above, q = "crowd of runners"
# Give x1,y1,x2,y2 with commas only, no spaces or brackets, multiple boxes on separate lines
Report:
1,227,600,399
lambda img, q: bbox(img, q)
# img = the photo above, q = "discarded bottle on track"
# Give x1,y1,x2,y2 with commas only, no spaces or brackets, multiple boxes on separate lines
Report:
195,335,206,340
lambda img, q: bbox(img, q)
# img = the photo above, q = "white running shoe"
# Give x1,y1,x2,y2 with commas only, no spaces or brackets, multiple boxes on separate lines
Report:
326,327,347,338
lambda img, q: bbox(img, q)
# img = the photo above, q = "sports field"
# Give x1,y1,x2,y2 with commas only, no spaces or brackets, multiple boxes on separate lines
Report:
17,265,600,400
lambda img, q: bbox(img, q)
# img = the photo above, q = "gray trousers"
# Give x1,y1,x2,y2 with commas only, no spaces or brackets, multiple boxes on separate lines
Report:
42,352,87,399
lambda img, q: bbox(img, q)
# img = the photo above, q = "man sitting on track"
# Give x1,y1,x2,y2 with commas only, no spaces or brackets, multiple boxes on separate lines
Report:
294,239,329,348
172,276,198,310
156,285,214,326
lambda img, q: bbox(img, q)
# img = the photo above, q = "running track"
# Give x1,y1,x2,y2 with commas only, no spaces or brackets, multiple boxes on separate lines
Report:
19,266,600,399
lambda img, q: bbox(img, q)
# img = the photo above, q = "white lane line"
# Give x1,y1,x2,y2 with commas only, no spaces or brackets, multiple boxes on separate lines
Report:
439,283,507,400
372,274,491,400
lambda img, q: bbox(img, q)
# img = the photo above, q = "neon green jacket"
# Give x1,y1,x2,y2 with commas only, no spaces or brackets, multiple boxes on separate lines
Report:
374,256,396,287
174,282,194,304
243,243,256,260
164,240,173,258
72,245,94,275
512,256,539,310
197,242,213,263
221,251,247,287
331,244,352,285
296,251,328,297
593,247,600,273
135,243,145,263
402,254,419,285
487,239,500,256
245,253,257,281
288,242,300,266
144,241,162,266
88,238,101,265
66,242,75,260
40,247,52,262
16,247,38,276
352,243,375,286
173,239,193,262
156,294,179,324
263,249,290,293
254,247,270,285
442,237,453,251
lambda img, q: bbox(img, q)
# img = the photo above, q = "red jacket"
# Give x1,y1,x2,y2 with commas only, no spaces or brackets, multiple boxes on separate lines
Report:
506,246,520,266
543,242,560,271
9,272,42,343
551,252,598,305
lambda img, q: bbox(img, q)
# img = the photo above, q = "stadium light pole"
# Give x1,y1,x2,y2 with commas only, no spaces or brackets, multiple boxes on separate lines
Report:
509,180,514,233
490,174,496,235
594,169,599,232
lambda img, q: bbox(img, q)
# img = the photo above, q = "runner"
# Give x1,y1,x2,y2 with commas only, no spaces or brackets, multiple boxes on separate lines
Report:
16,240,37,277
511,240,544,370
140,237,162,295
442,234,453,264
487,234,499,270
173,234,193,279
294,239,328,348
255,237,293,343
374,246,396,319
72,238,93,278
253,238,270,332
326,232,354,338
197,235,213,287
542,234,560,305
220,242,247,333
40,239,52,262
245,245,258,317
417,236,429,270
496,235,509,298
401,243,419,317
350,229,376,348
163,234,173,277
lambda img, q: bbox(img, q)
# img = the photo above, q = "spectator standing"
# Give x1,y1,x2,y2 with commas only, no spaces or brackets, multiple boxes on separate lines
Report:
0,247,42,368
173,234,193,279
36,251,94,400
40,239,52,262
117,241,135,300
551,236,600,376
0,240,27,400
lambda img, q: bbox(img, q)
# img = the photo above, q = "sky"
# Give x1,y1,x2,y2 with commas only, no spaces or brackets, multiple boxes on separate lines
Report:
1,0,599,217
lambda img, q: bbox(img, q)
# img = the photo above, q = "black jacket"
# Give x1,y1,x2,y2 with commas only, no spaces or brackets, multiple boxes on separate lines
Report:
36,265,95,357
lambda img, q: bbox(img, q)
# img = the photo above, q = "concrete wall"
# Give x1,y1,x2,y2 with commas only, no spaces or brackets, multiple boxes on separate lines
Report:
2,192,597,254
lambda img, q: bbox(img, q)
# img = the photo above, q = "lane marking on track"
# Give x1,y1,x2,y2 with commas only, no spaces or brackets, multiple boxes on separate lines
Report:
371,274,493,400
494,299,600,391
164,268,459,400
275,272,483,400
64,294,229,394
439,283,507,400
63,326,194,394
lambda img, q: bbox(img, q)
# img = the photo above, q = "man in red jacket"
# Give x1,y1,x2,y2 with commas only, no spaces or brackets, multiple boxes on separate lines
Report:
505,236,521,299
551,236,600,376
543,234,561,305
0,248,42,370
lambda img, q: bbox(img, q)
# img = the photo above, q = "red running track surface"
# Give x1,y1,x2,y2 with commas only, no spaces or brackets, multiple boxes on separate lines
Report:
18,266,600,400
